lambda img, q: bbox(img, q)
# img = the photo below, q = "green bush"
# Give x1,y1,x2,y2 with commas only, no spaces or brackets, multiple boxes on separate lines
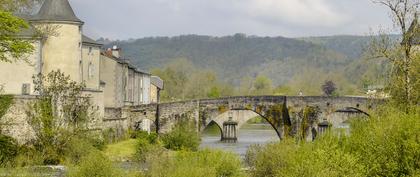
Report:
146,149,244,177
0,134,18,167
344,108,420,176
0,95,13,119
67,151,123,177
63,136,98,165
162,122,200,151
251,108,420,177
245,144,262,167
135,132,164,162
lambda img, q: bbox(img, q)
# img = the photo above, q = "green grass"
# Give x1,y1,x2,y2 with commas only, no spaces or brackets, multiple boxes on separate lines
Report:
104,139,137,162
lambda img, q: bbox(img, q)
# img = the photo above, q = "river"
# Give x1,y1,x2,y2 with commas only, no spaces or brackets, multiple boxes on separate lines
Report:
199,123,279,158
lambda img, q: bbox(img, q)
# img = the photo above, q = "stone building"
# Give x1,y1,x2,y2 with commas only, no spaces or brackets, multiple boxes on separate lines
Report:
150,76,164,103
0,0,158,122
100,47,152,108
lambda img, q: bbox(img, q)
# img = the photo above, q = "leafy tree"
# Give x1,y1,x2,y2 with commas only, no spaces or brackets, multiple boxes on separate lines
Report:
252,75,273,95
0,10,34,62
152,58,234,101
207,86,221,98
0,0,43,13
322,80,337,96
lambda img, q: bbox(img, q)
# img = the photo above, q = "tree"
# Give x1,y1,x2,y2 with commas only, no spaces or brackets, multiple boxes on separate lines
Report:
0,0,43,13
370,0,419,111
27,70,94,164
0,10,34,62
252,75,273,95
322,80,337,96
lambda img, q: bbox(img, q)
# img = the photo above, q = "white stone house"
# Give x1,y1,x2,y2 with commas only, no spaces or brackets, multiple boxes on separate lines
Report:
0,0,155,120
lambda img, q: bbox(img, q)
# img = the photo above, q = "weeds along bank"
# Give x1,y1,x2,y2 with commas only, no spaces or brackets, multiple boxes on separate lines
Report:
246,107,420,177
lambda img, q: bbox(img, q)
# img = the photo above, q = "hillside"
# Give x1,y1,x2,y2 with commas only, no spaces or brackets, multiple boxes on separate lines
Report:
101,34,388,95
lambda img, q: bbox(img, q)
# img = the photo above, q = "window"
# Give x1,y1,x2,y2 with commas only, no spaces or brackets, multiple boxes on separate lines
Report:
88,47,93,55
88,62,94,78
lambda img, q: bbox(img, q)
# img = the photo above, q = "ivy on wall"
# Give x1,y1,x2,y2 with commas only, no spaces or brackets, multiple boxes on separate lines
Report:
0,95,14,119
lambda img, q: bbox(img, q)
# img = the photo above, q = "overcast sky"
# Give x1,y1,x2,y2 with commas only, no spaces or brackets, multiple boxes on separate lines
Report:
70,0,395,40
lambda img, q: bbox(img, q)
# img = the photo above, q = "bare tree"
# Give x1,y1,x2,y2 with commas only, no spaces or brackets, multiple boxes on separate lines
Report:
370,0,419,111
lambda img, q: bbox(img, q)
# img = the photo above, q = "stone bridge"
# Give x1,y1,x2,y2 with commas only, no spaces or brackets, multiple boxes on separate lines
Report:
129,96,382,141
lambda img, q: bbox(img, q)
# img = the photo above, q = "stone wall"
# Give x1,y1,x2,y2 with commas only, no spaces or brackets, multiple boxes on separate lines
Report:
0,96,37,144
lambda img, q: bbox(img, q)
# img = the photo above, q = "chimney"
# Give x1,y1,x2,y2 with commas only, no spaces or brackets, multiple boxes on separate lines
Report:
111,45,122,58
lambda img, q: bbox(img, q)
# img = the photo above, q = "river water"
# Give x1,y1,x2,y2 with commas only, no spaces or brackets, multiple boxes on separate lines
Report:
199,123,279,158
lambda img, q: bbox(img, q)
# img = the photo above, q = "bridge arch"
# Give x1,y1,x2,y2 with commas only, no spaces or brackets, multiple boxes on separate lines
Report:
201,109,283,142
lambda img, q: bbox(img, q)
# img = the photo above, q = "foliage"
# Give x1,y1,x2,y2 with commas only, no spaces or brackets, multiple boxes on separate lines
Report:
250,107,420,177
151,58,234,101
252,75,273,95
368,0,420,111
67,151,124,177
0,95,13,125
106,34,388,96
25,70,94,165
0,10,34,63
161,121,200,151
321,80,337,96
344,107,420,176
0,0,43,12
0,134,18,167
104,139,137,162
145,149,244,177
245,144,262,167
134,131,163,162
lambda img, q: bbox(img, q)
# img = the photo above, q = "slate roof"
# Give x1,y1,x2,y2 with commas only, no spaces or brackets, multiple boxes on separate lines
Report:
30,0,83,23
151,76,164,90
82,35,103,46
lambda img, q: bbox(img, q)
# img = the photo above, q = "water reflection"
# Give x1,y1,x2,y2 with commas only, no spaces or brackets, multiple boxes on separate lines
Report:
200,123,279,158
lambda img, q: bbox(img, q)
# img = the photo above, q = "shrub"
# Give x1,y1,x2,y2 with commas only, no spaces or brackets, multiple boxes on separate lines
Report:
67,151,123,177
162,122,200,151
251,108,420,177
0,134,18,167
146,149,244,177
244,144,262,168
63,136,97,165
0,95,13,119
135,132,164,162
344,108,420,176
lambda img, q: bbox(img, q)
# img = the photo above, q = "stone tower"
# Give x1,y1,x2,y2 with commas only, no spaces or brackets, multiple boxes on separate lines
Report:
30,0,84,82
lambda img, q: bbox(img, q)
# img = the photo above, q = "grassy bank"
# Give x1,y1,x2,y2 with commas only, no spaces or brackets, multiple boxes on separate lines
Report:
104,139,137,162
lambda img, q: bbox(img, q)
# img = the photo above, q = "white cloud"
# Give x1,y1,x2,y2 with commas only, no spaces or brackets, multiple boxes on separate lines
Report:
237,0,349,27
70,0,390,39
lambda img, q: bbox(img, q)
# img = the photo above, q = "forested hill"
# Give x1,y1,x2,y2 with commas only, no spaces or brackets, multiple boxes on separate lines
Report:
101,34,386,94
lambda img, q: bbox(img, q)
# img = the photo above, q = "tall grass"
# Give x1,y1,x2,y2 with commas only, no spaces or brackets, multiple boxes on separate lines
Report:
145,149,244,177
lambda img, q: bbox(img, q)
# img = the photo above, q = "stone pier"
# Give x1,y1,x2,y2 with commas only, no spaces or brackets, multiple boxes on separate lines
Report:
222,118,238,143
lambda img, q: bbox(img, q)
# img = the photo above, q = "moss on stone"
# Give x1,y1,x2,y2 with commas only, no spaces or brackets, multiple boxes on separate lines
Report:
265,104,292,138
245,104,253,110
0,95,14,119
218,105,228,114
301,106,320,139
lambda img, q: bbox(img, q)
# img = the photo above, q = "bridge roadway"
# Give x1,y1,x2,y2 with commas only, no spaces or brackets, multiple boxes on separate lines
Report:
129,96,382,141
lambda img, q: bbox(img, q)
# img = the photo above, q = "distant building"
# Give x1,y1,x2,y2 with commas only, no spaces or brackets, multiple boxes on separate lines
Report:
150,76,164,103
